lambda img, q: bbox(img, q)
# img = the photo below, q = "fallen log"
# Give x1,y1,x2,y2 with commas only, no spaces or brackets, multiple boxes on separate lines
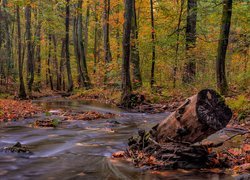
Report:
120,89,234,170
156,89,232,143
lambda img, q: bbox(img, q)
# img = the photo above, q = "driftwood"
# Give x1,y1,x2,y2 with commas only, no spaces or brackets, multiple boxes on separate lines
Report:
156,89,232,143
125,89,234,169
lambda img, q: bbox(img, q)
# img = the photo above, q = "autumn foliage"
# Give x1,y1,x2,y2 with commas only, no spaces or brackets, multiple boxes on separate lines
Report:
0,100,41,122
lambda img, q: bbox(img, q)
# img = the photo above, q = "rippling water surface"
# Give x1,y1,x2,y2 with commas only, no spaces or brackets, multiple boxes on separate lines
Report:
0,98,233,179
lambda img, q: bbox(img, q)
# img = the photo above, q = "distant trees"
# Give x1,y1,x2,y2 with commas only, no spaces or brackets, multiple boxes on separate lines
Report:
0,0,248,102
216,0,232,95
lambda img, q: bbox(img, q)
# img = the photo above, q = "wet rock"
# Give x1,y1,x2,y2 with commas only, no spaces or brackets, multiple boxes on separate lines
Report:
34,119,60,128
0,142,33,154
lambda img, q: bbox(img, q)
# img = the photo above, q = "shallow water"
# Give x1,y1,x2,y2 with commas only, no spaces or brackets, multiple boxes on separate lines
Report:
0,98,234,179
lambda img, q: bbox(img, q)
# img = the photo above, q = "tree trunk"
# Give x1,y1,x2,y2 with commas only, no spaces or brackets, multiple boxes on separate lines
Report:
121,0,133,108
73,15,82,87
103,0,112,63
131,0,142,89
150,0,156,88
25,3,34,93
156,89,232,144
16,5,26,99
84,0,90,58
59,39,66,91
216,0,232,95
35,20,42,87
47,35,53,90
173,0,184,88
93,1,98,74
2,0,13,79
115,4,121,63
52,35,60,90
77,0,91,89
183,0,197,84
65,0,74,92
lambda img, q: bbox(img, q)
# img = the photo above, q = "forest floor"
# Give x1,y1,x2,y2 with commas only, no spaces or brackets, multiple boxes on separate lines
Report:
0,99,42,122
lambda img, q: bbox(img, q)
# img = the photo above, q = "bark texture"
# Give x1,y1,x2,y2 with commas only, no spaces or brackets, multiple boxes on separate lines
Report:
183,0,197,84
216,0,232,95
121,0,133,108
156,89,232,143
65,0,73,92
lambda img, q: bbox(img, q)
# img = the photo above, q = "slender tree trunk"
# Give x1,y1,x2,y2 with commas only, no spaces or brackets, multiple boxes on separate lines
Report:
34,2,42,88
131,0,142,89
52,35,60,90
93,1,98,74
47,35,53,90
116,5,120,62
150,0,156,88
103,0,112,63
25,3,34,93
84,0,90,58
16,5,26,99
2,0,13,79
59,39,66,91
216,0,232,95
73,15,83,87
65,0,73,92
183,0,197,83
121,0,132,107
173,0,184,88
77,0,91,89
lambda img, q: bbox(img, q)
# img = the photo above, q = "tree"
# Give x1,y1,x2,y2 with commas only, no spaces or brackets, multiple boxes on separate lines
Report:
216,0,232,95
25,2,34,93
2,0,13,78
103,0,112,63
73,0,91,89
121,0,133,107
65,0,73,92
16,4,26,99
150,0,156,88
131,0,142,89
173,0,185,88
183,0,197,83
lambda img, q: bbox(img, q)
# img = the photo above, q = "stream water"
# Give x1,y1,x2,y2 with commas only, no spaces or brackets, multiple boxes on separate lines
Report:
0,97,235,179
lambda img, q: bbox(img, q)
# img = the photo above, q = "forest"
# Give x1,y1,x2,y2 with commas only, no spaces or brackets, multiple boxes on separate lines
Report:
0,0,249,179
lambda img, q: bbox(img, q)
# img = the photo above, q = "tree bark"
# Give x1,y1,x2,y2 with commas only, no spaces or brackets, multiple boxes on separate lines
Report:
156,89,232,144
183,0,197,84
16,5,26,99
131,0,142,89
25,2,34,93
52,35,60,90
65,0,74,92
121,0,133,108
103,0,112,63
173,0,184,88
84,0,90,58
216,0,232,95
47,35,53,90
150,0,156,88
2,0,13,78
77,0,91,89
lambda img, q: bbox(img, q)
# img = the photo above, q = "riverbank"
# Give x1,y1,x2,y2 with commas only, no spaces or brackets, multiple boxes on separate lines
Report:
0,99,42,122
